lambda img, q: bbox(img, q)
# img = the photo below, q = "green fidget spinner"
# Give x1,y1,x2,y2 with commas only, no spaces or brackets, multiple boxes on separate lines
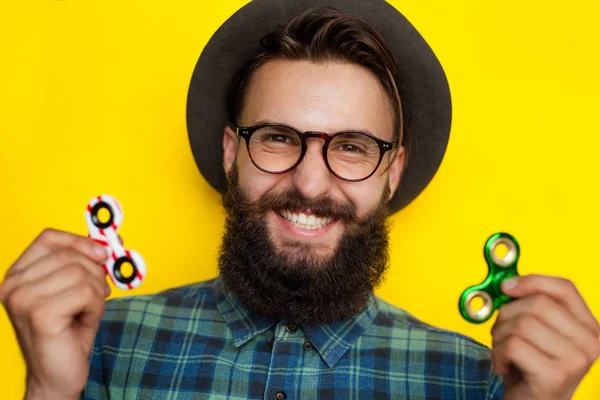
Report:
459,232,521,324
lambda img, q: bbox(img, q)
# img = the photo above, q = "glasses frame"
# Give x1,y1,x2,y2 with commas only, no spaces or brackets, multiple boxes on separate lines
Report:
229,122,398,182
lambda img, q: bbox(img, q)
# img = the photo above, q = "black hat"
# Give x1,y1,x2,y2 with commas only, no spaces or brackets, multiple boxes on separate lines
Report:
186,0,451,214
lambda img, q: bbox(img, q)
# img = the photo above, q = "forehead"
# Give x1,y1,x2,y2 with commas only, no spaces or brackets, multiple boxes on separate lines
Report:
240,59,394,141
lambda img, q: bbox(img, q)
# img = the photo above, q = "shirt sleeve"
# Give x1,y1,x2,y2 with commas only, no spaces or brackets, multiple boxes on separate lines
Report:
80,328,110,400
486,368,505,400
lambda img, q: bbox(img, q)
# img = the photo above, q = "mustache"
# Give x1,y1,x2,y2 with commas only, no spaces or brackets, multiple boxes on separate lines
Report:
253,188,358,223
219,168,391,324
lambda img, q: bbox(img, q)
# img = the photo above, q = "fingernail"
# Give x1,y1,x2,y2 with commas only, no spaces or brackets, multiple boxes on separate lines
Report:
93,244,108,258
501,277,518,292
105,284,111,297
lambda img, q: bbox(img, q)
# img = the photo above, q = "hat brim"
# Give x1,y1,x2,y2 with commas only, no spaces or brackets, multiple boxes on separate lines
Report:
186,0,451,214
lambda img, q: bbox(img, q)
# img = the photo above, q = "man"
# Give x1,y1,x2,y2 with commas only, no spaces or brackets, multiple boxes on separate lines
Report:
1,1,598,399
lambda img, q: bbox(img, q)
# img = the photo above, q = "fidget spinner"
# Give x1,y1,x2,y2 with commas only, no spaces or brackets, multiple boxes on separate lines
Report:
85,195,146,290
459,232,520,323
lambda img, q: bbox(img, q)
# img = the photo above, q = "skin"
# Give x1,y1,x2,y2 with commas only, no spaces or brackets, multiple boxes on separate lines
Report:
0,59,597,400
222,59,405,259
222,59,600,399
494,275,600,399
0,230,111,400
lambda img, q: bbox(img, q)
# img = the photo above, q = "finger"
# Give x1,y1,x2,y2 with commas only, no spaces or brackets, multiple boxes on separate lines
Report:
0,249,108,303
7,229,109,277
29,282,105,337
19,248,107,286
2,264,109,318
492,335,554,377
118,235,124,246
492,313,589,363
494,294,599,362
501,274,600,337
493,336,590,397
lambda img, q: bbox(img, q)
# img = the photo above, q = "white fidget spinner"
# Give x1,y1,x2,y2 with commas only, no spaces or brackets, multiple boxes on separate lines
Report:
85,195,146,290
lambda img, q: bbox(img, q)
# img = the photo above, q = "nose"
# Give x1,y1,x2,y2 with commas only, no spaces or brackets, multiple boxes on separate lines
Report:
291,138,332,200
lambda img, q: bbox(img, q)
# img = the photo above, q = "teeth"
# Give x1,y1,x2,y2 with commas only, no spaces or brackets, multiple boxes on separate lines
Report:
278,210,334,229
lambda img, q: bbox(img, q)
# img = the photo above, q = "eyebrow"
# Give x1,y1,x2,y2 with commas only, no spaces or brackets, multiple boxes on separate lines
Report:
251,118,377,136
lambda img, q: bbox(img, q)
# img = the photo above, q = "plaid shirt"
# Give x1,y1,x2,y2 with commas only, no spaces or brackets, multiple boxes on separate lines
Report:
83,277,504,399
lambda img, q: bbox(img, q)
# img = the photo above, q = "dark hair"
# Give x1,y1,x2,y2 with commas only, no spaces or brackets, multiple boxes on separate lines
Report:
226,6,409,163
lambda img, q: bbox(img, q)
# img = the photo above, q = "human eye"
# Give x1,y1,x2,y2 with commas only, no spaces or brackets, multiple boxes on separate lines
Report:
263,134,295,144
332,135,370,155
252,127,301,152
329,133,380,160
337,143,366,153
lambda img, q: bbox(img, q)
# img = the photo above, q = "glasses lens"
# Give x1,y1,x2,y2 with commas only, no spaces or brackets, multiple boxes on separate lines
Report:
328,132,381,180
248,125,302,173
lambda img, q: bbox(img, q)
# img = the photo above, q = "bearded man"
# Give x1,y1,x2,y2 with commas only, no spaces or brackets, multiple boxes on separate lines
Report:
1,1,598,399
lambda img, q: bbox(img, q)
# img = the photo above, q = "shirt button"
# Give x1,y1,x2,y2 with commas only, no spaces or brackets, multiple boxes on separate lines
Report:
303,341,313,351
267,337,275,348
274,391,286,400
286,323,298,334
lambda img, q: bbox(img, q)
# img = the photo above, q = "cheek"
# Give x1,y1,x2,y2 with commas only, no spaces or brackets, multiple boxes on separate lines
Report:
236,146,283,201
339,180,385,217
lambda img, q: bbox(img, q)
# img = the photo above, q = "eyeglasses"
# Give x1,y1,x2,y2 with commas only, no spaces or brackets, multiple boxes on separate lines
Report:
229,122,398,182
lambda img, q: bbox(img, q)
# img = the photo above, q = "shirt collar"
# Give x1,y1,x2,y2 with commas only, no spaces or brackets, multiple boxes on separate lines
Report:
212,276,378,368
212,277,276,347
302,297,378,367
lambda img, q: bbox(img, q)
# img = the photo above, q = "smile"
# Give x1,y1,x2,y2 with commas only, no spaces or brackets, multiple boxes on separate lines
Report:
277,210,334,230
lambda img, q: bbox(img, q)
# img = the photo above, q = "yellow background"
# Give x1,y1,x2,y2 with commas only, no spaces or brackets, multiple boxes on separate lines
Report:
1,0,599,398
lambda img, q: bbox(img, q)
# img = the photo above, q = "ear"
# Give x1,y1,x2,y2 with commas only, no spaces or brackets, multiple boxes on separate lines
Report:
223,125,239,175
387,146,405,201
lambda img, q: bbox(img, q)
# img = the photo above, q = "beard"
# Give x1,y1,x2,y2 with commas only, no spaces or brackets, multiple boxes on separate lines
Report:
217,166,392,324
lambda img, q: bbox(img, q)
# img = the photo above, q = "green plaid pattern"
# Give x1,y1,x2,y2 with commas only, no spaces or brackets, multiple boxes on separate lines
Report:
83,277,504,399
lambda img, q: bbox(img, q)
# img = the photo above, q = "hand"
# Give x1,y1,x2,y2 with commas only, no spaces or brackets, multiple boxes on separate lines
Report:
491,274,600,400
0,228,111,400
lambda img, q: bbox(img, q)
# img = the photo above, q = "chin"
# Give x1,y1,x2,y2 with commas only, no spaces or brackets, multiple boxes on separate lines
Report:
279,239,337,266
267,221,338,265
